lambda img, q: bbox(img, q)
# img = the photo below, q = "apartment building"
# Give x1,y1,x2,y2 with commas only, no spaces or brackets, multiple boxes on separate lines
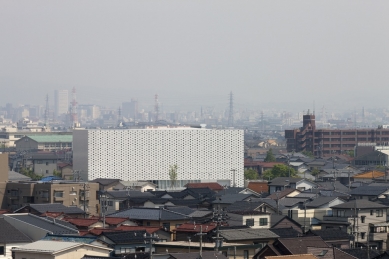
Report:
285,114,389,157
2,181,99,215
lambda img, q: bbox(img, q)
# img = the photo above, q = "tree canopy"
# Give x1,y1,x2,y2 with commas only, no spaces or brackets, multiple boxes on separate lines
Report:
244,169,258,180
264,148,276,162
262,164,297,180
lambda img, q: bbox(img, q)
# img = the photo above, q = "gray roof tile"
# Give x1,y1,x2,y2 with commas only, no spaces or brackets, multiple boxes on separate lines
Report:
0,217,32,243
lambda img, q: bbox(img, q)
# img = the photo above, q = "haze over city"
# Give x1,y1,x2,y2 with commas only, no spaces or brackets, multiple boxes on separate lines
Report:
1,1,389,112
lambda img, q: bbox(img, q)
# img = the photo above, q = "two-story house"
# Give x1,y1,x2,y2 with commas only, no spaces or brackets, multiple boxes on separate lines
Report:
321,199,389,250
267,177,317,194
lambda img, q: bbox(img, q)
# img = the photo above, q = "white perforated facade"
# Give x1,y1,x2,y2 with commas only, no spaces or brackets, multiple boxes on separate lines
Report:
73,128,244,187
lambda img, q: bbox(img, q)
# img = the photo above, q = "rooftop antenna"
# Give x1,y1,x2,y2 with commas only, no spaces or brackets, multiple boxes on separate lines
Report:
154,94,159,122
227,91,234,127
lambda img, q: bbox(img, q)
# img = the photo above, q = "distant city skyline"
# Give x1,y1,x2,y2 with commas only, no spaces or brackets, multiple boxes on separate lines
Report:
1,1,389,112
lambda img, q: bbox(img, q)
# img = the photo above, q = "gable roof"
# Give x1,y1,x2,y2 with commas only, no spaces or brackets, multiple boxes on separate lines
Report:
268,177,304,186
269,227,302,238
15,203,86,215
350,186,389,196
308,229,352,240
0,217,32,243
305,197,344,208
90,178,121,186
12,240,111,254
102,230,149,244
4,213,79,235
219,228,279,241
277,236,330,254
213,194,253,204
108,207,191,221
331,199,389,209
63,218,100,227
106,190,155,199
270,214,302,228
267,188,300,199
185,182,224,191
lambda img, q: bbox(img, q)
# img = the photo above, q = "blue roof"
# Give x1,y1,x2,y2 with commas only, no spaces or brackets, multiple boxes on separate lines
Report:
40,176,63,182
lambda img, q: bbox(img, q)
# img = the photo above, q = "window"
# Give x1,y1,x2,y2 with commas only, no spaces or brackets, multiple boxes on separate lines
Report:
147,222,150,226
361,216,365,223
361,232,366,239
54,191,63,198
246,218,254,227
0,246,4,255
46,162,49,166
46,170,49,174
244,250,249,259
337,210,345,217
260,218,268,226
376,210,383,217
69,191,76,195
107,201,113,206
162,222,170,230
370,210,374,215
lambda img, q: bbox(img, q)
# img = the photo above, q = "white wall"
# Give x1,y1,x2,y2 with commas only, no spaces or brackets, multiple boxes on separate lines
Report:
0,242,30,259
73,129,244,186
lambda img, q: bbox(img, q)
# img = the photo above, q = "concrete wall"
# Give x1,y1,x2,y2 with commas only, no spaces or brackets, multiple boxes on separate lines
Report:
0,154,8,182
72,129,89,181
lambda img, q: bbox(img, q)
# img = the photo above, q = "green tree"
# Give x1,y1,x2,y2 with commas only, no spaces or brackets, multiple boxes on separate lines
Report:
264,148,276,162
169,164,178,189
244,169,259,180
302,151,314,158
346,150,354,157
53,169,62,178
262,164,297,180
20,168,43,181
311,168,320,180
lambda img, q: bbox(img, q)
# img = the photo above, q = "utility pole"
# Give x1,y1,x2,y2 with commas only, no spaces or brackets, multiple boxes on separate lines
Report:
195,225,206,259
145,233,159,259
80,182,89,218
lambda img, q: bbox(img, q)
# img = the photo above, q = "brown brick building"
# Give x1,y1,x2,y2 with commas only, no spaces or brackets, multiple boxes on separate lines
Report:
285,114,389,157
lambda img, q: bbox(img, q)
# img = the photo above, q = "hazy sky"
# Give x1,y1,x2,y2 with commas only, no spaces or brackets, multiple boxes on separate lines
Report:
1,1,389,112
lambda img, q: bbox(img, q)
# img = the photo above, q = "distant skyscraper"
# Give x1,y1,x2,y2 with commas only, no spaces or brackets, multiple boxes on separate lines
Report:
122,99,138,121
54,90,69,118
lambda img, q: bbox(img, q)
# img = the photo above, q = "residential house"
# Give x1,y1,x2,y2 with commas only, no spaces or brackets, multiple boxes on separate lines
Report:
114,181,157,192
14,203,86,218
101,190,155,214
253,236,330,259
322,199,389,250
267,177,318,194
350,186,389,200
0,217,31,259
185,182,224,192
91,178,121,191
305,229,352,249
227,211,271,229
3,181,99,215
269,215,302,234
108,207,192,232
12,240,112,259
218,228,279,249
3,213,79,241
174,223,216,242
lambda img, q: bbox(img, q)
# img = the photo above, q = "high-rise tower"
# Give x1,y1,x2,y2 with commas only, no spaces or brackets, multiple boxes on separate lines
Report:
54,90,69,118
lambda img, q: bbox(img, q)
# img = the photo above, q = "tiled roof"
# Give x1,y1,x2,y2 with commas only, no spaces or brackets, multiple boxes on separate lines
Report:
102,230,148,244
185,182,224,191
5,213,79,235
342,248,380,259
169,251,227,259
305,197,343,208
219,228,279,241
331,199,389,209
278,198,308,207
269,227,301,238
317,181,350,192
277,236,329,254
15,203,86,215
212,194,253,204
247,181,269,194
270,215,302,228
41,234,97,244
90,178,121,186
227,199,280,212
309,229,352,240
116,226,161,234
268,177,304,186
63,218,100,227
267,188,299,199
0,217,32,243
104,217,128,225
8,170,32,181
175,223,216,233
106,190,155,199
350,186,389,196
108,207,191,221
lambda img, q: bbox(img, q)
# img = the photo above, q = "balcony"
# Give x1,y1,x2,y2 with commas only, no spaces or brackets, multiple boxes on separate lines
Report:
369,232,388,242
